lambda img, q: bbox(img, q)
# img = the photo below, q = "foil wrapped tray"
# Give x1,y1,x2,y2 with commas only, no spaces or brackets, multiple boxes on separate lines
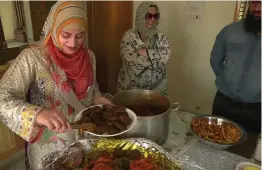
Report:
38,138,182,170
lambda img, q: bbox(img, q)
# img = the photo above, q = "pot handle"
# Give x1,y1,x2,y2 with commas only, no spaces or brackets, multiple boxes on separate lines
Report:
171,102,181,112
103,93,113,101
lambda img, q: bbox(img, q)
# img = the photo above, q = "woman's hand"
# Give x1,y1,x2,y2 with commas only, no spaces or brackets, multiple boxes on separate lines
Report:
137,49,148,58
93,96,114,106
35,109,71,133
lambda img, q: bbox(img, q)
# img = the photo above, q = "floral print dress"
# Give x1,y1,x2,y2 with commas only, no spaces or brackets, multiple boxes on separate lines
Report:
117,29,171,95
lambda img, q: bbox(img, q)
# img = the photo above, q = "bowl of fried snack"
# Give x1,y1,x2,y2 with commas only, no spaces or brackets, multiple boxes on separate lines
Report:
190,115,247,149
73,105,137,137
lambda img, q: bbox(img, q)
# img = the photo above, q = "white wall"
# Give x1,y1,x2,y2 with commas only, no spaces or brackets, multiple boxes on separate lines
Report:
133,1,236,115
0,1,15,40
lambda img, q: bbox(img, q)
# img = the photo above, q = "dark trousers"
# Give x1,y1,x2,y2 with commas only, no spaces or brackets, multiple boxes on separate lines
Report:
25,141,30,169
212,91,261,134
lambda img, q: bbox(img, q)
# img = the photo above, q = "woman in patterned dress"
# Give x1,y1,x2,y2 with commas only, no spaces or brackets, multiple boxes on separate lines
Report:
0,1,112,169
117,1,172,95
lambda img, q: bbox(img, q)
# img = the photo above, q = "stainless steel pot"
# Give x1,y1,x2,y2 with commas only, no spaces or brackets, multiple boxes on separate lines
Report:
106,89,180,145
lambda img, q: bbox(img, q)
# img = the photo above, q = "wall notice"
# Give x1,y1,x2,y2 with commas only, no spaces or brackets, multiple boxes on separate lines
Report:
185,1,205,22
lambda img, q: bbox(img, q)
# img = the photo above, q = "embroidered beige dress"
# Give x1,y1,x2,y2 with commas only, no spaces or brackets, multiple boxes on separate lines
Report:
0,47,101,169
0,1,102,169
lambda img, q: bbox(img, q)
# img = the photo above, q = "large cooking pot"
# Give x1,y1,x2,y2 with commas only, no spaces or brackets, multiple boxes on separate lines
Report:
107,89,180,145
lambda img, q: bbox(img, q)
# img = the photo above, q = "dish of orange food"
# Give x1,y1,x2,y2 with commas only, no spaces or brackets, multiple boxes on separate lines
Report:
191,117,242,144
82,149,160,170
40,139,181,170
50,149,161,170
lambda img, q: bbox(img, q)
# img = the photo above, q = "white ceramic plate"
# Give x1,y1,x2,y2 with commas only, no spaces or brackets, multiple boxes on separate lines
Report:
235,162,261,170
74,104,137,137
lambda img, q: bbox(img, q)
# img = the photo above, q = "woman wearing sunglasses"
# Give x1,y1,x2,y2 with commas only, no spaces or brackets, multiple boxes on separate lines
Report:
117,1,171,95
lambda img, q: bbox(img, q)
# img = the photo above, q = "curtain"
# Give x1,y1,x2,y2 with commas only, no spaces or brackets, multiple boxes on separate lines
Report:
13,1,27,42
234,1,248,22
0,17,7,49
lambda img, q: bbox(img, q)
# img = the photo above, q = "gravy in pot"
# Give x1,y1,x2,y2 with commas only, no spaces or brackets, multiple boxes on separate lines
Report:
126,103,167,117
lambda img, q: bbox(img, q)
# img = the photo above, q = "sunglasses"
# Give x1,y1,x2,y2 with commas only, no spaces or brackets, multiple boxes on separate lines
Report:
145,13,160,20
